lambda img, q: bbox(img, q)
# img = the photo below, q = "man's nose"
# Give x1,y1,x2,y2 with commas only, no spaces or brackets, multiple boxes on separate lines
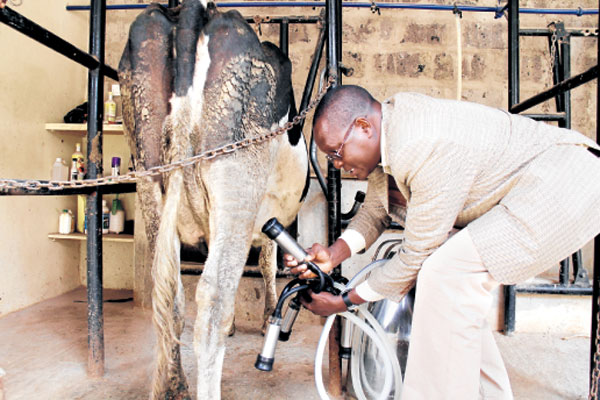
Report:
332,158,343,170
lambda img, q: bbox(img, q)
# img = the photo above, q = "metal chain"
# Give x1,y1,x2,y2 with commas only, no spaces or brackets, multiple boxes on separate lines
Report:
0,75,334,192
549,23,558,79
590,293,600,400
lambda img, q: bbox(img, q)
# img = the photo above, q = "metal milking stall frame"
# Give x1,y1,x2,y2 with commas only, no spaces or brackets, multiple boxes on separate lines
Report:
2,0,600,396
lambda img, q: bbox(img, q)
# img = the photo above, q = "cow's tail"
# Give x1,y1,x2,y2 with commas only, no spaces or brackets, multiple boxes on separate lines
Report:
150,164,186,399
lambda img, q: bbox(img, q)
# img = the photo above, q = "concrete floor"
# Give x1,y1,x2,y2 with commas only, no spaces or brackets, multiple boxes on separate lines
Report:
0,282,591,400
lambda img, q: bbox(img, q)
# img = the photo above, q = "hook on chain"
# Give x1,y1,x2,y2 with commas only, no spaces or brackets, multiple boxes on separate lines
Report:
370,1,380,15
252,15,271,36
453,3,463,18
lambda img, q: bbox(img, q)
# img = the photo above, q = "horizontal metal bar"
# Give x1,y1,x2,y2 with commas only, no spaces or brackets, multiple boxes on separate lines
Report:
244,16,322,23
516,284,592,295
511,64,599,114
0,182,136,196
0,6,118,80
521,28,598,37
66,2,599,16
523,113,567,121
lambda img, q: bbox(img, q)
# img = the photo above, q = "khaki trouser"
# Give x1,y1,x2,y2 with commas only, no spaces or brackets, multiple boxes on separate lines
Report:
401,228,513,400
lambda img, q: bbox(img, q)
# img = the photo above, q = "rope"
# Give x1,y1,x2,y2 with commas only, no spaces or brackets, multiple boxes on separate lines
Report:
0,75,334,193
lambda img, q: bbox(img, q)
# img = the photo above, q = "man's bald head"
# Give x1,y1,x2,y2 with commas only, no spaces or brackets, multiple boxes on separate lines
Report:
312,85,382,180
313,85,378,132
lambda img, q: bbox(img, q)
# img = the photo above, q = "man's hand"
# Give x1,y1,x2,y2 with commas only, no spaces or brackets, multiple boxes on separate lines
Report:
300,290,347,317
283,239,351,279
283,243,334,279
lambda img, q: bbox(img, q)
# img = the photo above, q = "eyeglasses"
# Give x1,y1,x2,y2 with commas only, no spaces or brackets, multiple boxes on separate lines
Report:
326,119,356,163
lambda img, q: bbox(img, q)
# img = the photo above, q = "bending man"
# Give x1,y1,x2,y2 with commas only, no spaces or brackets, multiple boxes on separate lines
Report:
285,85,600,399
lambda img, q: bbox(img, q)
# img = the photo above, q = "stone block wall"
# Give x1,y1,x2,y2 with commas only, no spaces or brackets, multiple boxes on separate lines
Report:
104,1,598,136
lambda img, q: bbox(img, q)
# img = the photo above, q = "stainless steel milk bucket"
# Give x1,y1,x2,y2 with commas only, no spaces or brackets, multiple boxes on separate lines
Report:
347,287,415,400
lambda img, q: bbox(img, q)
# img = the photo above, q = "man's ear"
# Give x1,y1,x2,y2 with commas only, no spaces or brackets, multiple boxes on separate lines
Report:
355,117,373,138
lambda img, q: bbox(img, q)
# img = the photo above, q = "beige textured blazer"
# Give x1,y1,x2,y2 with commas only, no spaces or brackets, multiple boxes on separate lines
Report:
348,92,600,302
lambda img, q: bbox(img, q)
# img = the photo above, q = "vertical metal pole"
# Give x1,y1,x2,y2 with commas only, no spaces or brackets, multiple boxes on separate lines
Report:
508,0,519,108
326,0,341,250
561,34,571,129
86,0,105,378
503,285,516,335
279,18,289,57
549,24,564,121
504,0,519,336
559,259,570,286
550,23,571,129
326,0,343,396
590,0,600,390
552,23,574,287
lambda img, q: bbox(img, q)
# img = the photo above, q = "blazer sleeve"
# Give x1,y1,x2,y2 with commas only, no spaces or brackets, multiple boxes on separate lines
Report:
346,167,392,251
366,139,478,302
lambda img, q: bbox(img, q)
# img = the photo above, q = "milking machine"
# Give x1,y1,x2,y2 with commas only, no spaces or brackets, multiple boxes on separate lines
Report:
256,218,414,400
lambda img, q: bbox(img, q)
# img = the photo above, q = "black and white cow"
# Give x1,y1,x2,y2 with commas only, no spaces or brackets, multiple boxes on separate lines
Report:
118,1,309,398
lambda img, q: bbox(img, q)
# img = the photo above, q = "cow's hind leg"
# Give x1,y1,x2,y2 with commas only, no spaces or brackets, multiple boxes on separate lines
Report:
194,219,254,399
193,166,262,399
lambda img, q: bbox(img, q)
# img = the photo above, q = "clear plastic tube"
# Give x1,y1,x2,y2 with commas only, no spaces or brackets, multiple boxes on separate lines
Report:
351,304,403,400
314,311,395,400
313,259,403,400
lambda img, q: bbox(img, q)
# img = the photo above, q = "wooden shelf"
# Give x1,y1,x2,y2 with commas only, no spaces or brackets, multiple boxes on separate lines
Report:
48,232,134,243
45,123,124,135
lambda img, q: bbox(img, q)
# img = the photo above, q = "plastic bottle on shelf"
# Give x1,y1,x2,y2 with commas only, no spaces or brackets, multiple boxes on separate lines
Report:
104,91,116,124
51,158,69,181
112,84,123,123
70,143,85,181
102,200,110,234
109,195,125,234
59,209,74,234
